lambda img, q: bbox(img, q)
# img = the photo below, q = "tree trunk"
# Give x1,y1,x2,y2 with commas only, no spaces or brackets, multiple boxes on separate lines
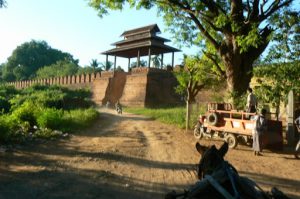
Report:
220,36,267,100
224,58,253,97
186,100,190,132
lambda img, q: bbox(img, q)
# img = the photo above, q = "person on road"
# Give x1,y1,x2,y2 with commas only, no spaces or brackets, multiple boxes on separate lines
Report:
294,115,300,159
252,108,267,156
246,87,257,114
115,100,122,114
106,101,111,108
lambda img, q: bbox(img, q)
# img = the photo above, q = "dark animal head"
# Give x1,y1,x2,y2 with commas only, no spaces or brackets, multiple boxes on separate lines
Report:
196,142,228,179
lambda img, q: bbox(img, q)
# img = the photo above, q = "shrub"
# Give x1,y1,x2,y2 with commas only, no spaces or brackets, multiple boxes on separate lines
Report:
11,101,37,126
0,96,11,114
0,83,99,143
0,115,19,143
0,85,19,99
61,108,99,132
36,108,64,129
10,86,66,111
61,88,94,110
35,90,65,109
0,115,11,142
22,85,94,110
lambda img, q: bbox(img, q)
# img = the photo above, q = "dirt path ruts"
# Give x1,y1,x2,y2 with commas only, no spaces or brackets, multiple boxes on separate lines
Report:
0,108,299,199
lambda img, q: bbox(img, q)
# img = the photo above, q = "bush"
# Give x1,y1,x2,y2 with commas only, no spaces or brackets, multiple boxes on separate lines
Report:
11,101,37,126
0,115,19,143
36,108,64,129
61,88,94,110
0,84,99,143
0,96,11,114
22,85,93,110
0,115,11,142
9,85,94,111
10,86,66,110
61,108,99,132
0,85,19,99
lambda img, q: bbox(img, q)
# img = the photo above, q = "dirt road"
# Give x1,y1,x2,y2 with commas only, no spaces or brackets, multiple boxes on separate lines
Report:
0,108,299,199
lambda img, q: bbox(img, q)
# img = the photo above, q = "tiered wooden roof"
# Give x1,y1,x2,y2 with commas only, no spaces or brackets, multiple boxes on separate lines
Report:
102,24,180,58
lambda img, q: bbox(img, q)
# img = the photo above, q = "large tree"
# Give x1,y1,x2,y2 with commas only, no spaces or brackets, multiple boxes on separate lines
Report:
88,0,296,97
35,60,80,79
174,55,220,130
253,10,300,117
2,40,78,81
254,61,300,118
175,55,220,104
264,9,300,63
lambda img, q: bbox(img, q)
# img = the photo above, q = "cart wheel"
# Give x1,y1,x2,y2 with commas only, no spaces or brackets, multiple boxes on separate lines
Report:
226,134,238,149
207,112,218,126
194,125,203,139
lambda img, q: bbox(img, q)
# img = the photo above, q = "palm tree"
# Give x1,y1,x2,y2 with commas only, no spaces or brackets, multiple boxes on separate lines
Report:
131,60,147,68
90,59,99,72
151,55,161,68
100,61,114,71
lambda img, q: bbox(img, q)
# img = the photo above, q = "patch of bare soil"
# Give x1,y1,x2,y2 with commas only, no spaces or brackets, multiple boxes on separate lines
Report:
0,108,299,199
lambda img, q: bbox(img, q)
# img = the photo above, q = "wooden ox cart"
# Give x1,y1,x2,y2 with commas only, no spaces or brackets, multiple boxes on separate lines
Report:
194,103,283,149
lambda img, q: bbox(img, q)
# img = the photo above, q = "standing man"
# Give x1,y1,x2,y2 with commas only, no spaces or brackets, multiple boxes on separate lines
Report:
294,115,300,159
252,108,267,156
246,87,257,113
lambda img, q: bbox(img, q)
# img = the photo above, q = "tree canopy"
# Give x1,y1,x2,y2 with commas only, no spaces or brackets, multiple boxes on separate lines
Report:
77,66,102,75
174,55,221,103
253,9,300,110
35,60,80,79
1,40,78,81
253,61,300,110
265,9,300,63
88,0,297,98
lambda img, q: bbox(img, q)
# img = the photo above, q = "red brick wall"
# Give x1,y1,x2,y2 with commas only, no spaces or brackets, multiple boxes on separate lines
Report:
7,69,181,108
120,72,148,107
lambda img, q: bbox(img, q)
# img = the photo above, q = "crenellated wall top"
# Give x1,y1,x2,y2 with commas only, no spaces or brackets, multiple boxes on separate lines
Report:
100,71,114,78
6,72,102,88
131,67,170,74
4,69,171,89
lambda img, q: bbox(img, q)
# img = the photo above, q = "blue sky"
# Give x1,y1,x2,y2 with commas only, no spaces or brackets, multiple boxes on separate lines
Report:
0,0,197,70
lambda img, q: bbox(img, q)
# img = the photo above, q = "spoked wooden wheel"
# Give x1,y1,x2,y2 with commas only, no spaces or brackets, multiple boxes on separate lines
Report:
194,124,203,139
226,133,238,149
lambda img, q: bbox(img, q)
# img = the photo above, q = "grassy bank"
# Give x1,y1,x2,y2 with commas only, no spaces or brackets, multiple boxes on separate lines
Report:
125,105,205,129
125,107,186,128
0,84,99,144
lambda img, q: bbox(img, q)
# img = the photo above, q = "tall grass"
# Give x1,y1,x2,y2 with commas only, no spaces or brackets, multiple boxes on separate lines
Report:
125,107,185,128
61,108,99,132
125,104,206,129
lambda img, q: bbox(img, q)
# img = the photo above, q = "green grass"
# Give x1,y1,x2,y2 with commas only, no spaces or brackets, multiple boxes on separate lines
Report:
125,107,184,129
61,108,99,131
125,105,207,129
